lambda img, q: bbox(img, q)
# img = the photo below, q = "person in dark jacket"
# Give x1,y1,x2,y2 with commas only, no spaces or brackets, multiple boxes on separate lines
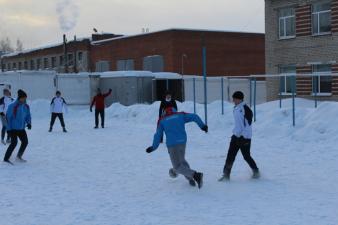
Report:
158,91,177,118
219,91,260,181
90,88,112,129
146,107,208,189
4,89,31,164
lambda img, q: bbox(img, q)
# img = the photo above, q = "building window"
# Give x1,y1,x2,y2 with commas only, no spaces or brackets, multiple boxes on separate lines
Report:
30,60,35,70
279,8,295,39
7,63,11,70
279,65,296,93
59,56,64,67
312,64,332,94
37,59,41,70
2,64,6,71
51,57,56,68
312,2,331,35
143,55,164,72
24,61,28,70
43,58,49,69
117,59,135,71
18,62,22,70
78,52,83,61
13,62,16,70
68,54,74,66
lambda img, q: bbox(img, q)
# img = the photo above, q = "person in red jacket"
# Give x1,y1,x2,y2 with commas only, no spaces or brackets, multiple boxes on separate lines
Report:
90,88,112,129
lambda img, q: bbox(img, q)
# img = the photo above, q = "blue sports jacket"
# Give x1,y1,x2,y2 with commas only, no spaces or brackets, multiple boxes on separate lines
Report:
6,100,31,131
152,113,205,150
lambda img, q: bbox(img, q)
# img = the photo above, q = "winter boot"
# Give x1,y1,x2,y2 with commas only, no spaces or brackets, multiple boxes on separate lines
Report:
218,169,230,182
252,169,260,179
4,159,13,165
49,127,52,132
193,172,203,189
16,157,27,163
63,127,67,133
94,126,98,129
169,168,178,178
188,179,196,187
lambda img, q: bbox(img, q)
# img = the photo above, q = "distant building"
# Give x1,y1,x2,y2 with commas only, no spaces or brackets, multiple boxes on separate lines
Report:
1,29,265,77
265,0,338,101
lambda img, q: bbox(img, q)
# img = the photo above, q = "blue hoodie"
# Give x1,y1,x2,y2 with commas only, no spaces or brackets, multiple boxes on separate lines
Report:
6,100,31,131
152,112,205,150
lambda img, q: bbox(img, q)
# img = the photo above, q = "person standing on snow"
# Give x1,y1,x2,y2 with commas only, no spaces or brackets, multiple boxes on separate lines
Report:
90,88,112,129
219,91,260,181
3,89,31,164
0,89,14,145
49,91,68,133
158,91,178,143
146,107,208,189
158,91,177,118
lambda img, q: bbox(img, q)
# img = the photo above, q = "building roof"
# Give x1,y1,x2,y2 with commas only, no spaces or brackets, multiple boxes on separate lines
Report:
92,28,265,45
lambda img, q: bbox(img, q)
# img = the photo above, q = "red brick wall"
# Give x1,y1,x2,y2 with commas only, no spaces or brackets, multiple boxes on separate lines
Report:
296,5,312,37
296,65,312,95
90,30,265,76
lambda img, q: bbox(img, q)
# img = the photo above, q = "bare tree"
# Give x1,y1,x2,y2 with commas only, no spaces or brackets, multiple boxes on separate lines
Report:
16,39,24,52
0,37,14,53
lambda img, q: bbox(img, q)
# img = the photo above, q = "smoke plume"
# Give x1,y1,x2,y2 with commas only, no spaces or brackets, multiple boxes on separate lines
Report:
56,0,79,32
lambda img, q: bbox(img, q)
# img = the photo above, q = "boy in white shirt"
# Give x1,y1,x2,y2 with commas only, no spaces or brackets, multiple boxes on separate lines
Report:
49,91,67,133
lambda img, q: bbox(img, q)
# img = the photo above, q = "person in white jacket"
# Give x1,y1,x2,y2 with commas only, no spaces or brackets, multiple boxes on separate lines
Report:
0,89,14,145
49,91,67,133
219,91,259,181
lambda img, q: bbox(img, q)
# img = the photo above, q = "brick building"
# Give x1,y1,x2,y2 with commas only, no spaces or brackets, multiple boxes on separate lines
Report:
265,0,338,101
1,29,265,77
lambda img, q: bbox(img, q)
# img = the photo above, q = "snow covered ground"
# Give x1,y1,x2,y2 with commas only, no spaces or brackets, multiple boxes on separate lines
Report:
0,98,337,225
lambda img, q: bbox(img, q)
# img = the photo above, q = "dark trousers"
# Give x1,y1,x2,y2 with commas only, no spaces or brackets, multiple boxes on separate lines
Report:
50,113,65,128
4,130,28,161
1,125,9,141
95,109,105,127
223,135,258,174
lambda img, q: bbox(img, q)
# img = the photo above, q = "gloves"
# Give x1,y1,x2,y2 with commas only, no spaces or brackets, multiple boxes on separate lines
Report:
90,107,93,112
0,112,4,116
27,124,32,130
146,146,154,153
201,125,208,133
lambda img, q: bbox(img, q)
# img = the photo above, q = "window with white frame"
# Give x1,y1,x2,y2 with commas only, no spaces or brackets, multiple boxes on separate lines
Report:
312,2,331,35
279,65,296,93
312,64,332,94
279,8,295,39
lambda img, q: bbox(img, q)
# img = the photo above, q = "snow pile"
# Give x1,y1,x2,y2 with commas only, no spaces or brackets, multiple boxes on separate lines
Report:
0,98,337,225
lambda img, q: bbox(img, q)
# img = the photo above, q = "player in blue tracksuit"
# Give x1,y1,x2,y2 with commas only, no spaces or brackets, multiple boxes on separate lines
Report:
146,107,208,189
3,89,31,164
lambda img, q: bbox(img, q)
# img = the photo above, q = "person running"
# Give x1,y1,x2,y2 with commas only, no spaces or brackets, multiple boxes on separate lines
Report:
90,88,112,129
4,89,31,164
0,89,14,145
146,107,208,189
219,91,260,181
49,91,68,133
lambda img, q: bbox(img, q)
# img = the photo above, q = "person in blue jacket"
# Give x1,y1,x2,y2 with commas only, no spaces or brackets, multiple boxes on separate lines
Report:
146,107,208,189
4,89,32,164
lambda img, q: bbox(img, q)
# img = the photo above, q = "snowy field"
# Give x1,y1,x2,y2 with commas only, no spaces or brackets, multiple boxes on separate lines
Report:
0,99,337,225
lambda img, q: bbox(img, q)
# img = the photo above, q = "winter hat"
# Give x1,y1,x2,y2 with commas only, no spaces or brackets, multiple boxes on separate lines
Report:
56,91,61,95
232,91,244,100
17,89,27,99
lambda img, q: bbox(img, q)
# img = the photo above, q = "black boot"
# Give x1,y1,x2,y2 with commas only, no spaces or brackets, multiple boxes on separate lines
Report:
49,127,52,132
193,172,203,189
218,169,230,182
63,127,67,133
252,169,260,179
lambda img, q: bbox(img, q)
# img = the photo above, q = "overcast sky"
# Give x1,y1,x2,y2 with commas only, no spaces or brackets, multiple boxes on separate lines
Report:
0,0,265,50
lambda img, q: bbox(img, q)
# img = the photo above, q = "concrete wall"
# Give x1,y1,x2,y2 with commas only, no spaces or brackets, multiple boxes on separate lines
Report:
183,76,267,104
0,71,99,105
